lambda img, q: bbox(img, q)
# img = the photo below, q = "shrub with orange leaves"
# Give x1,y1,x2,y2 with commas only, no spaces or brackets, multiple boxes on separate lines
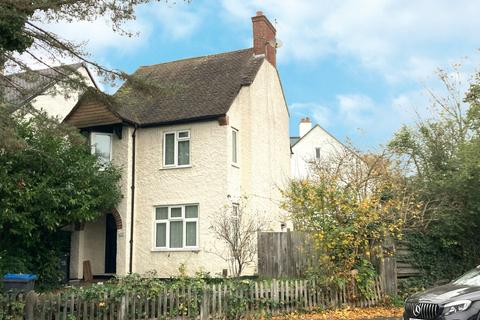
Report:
281,149,418,296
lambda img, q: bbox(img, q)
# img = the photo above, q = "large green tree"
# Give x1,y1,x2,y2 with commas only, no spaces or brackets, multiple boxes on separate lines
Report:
388,68,480,285
0,0,174,287
0,114,122,287
0,0,176,148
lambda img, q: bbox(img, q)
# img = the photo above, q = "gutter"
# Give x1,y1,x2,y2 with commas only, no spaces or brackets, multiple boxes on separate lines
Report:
128,125,137,274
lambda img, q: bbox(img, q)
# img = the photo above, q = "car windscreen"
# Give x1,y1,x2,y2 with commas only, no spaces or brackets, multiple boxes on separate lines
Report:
452,268,480,286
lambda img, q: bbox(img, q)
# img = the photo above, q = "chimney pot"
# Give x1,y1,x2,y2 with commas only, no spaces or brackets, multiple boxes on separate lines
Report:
251,12,277,67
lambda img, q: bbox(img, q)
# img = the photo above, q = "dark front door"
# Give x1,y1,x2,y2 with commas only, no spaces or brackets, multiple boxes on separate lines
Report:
105,214,117,274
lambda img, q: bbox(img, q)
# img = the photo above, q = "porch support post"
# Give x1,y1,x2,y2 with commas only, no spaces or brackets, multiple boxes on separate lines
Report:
70,229,85,279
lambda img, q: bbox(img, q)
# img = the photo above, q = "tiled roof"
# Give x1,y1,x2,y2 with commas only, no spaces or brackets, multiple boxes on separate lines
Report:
110,48,264,125
290,136,300,146
1,63,84,106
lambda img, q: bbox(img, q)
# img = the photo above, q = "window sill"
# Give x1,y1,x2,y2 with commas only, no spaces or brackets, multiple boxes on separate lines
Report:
231,163,240,169
160,165,192,170
151,248,200,252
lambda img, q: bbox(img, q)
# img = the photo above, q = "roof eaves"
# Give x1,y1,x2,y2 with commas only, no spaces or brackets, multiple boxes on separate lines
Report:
214,54,264,119
137,114,225,128
63,88,135,126
290,125,317,148
292,124,364,162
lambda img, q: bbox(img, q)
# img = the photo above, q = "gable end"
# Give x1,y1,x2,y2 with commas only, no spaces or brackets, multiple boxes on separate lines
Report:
64,98,122,129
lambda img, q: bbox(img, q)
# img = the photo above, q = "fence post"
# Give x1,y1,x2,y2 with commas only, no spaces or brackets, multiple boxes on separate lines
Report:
23,290,38,320
200,285,209,320
380,235,398,296
118,295,126,320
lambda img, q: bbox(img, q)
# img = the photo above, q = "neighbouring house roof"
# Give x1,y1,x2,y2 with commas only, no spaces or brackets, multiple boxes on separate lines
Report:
65,48,265,128
291,125,330,148
290,137,300,146
290,124,363,161
1,63,96,108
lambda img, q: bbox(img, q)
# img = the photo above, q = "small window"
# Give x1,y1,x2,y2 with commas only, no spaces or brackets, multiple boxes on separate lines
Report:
164,133,175,165
315,147,321,160
154,204,199,249
163,130,190,167
91,132,112,166
232,128,238,164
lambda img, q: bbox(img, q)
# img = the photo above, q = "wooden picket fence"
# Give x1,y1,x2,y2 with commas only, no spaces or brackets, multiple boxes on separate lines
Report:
1,277,385,319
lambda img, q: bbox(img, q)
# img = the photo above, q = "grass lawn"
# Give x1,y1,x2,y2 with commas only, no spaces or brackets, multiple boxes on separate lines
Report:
273,307,403,320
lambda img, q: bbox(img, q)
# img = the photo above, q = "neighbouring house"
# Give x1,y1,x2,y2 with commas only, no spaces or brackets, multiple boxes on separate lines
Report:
2,63,97,120
63,12,291,279
290,117,358,179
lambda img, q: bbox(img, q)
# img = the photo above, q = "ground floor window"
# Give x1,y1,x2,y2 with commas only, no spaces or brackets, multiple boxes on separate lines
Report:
154,204,198,250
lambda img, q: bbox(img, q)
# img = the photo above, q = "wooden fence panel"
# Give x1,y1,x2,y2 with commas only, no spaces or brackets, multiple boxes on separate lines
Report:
1,277,385,320
258,231,316,278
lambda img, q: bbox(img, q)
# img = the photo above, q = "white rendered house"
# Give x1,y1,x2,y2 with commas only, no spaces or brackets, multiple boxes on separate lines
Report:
290,117,356,179
4,63,97,121
64,12,291,279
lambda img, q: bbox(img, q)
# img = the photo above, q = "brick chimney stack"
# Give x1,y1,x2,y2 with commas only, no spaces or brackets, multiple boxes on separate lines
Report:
252,11,277,67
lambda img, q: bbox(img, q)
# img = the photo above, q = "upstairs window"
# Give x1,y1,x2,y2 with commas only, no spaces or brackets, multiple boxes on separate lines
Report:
154,204,199,250
91,132,112,166
315,147,321,160
232,128,238,165
164,130,190,167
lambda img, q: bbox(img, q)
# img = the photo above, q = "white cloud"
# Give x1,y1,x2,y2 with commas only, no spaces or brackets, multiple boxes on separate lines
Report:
38,14,152,56
290,94,379,141
220,0,480,82
147,2,203,40
337,94,375,126
17,2,204,71
292,93,421,149
290,102,332,128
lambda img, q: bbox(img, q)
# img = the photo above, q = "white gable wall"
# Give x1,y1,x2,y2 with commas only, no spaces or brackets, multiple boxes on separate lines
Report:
291,126,348,179
30,66,95,121
227,60,291,231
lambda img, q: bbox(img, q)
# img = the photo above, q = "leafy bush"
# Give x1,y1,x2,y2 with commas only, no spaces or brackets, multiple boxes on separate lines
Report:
282,149,410,297
0,293,24,320
0,114,122,289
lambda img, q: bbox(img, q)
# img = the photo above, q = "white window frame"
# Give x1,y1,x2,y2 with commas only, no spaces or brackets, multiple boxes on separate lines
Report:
163,130,191,168
153,204,199,251
90,132,113,165
231,127,239,166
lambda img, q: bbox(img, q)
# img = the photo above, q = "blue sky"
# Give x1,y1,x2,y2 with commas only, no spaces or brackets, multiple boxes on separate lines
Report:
39,0,480,151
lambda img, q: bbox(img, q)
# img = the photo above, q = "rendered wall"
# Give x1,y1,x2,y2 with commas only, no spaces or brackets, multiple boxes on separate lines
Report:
291,126,348,179
69,125,133,279
227,61,291,230
131,121,230,277
31,67,95,121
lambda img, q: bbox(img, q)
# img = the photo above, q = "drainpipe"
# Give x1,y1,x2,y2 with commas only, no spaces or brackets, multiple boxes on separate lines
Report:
128,126,137,274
